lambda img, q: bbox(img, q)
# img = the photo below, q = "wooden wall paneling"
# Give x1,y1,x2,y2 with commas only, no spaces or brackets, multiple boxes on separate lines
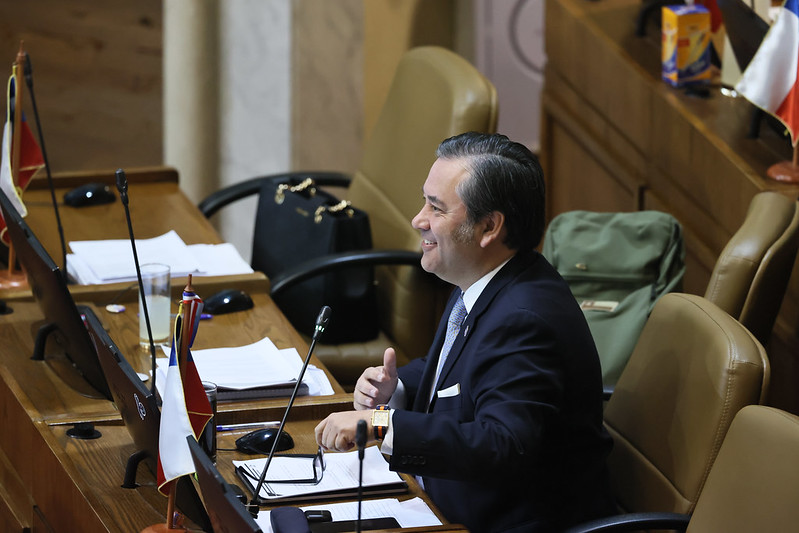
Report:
542,90,644,218
642,189,716,296
0,0,163,173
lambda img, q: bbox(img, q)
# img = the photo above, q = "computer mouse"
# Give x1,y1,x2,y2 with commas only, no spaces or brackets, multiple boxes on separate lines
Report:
204,288,254,315
235,428,294,455
63,182,116,207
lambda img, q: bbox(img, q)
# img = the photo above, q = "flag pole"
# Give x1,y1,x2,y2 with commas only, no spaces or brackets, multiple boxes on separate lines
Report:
177,274,194,380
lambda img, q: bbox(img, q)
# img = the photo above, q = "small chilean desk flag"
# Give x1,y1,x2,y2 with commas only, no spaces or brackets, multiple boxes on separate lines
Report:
156,285,213,496
0,73,44,245
736,0,799,146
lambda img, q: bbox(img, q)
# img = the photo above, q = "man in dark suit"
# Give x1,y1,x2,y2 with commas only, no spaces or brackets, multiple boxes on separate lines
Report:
315,132,614,532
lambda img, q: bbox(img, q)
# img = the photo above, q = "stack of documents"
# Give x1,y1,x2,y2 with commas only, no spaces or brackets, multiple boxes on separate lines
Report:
234,446,407,503
255,498,443,532
155,337,335,401
67,230,253,284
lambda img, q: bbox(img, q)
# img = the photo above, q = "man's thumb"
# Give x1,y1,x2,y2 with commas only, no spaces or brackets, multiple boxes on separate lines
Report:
383,347,398,377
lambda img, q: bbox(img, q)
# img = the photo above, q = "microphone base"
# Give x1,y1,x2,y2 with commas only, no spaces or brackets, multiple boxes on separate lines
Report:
246,502,260,518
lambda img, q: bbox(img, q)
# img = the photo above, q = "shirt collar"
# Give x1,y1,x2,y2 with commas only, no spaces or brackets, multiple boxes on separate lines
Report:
461,256,513,313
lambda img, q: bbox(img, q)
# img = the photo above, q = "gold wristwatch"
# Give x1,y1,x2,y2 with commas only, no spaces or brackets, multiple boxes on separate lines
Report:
371,404,390,440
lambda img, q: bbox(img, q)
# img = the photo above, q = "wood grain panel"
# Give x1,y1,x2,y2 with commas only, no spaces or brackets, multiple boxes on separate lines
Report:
0,0,162,172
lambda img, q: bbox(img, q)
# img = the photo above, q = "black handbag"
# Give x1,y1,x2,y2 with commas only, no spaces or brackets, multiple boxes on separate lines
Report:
252,177,379,343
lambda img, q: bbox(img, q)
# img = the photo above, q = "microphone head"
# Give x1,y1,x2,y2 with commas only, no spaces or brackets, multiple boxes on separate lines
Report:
313,306,332,338
356,419,367,449
115,168,128,194
23,52,32,82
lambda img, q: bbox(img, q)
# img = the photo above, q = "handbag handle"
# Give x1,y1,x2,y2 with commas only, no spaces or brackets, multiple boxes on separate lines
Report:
314,200,355,223
275,177,316,204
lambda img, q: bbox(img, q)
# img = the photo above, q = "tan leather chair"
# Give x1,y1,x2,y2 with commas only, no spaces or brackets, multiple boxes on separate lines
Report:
603,293,769,516
704,191,799,345
566,405,799,532
685,405,799,532
200,46,498,386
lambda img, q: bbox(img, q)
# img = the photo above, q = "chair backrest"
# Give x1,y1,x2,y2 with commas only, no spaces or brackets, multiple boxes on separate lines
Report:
346,46,498,359
704,191,799,345
604,293,769,515
686,405,799,532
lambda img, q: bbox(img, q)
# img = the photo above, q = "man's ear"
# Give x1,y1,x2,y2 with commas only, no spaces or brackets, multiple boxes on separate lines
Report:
478,211,505,248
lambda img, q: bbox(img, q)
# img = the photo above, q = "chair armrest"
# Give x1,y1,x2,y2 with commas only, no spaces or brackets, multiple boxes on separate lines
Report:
198,171,352,218
269,250,424,297
564,512,690,533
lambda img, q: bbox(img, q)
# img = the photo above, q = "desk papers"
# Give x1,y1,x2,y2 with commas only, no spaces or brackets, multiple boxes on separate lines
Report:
234,446,407,503
155,337,334,401
255,497,443,532
67,230,253,284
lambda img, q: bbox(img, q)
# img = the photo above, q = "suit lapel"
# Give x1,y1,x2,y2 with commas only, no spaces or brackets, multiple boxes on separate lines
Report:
427,253,534,409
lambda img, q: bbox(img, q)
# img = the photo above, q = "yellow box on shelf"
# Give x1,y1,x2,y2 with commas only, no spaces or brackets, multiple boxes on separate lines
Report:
662,4,711,87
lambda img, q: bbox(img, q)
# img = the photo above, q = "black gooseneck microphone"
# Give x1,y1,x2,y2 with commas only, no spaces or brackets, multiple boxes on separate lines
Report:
22,52,68,277
247,305,332,518
355,418,367,533
115,168,158,396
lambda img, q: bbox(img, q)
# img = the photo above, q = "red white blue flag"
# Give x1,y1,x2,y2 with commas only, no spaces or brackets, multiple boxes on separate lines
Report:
736,0,799,146
1,73,44,245
156,287,213,495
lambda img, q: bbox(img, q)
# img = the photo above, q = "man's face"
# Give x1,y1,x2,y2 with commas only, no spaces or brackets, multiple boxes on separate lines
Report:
411,157,481,288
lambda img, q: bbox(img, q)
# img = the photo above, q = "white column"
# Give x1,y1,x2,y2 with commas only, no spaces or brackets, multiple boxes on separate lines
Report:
164,0,292,260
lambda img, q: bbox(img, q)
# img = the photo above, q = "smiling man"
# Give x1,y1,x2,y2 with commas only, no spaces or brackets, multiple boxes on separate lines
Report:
315,132,614,532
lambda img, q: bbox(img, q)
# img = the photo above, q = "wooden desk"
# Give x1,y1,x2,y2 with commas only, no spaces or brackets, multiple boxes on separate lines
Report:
2,166,265,301
2,386,459,532
25,166,219,249
3,402,459,533
542,0,799,413
0,285,355,531
0,291,348,425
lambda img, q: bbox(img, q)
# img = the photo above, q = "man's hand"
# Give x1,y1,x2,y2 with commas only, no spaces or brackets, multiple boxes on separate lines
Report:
353,347,399,410
315,410,373,452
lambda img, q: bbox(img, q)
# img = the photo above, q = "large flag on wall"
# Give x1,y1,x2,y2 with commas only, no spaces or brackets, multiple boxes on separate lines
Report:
156,287,213,495
736,0,799,146
0,73,44,245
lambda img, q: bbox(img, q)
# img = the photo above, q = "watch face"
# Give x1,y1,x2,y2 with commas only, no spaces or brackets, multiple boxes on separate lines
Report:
373,410,390,426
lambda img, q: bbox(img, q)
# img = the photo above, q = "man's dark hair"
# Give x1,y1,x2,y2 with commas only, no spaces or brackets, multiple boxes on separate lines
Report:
436,132,546,251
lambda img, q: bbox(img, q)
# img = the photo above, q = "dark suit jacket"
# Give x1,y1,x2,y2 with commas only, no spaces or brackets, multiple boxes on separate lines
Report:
392,250,614,532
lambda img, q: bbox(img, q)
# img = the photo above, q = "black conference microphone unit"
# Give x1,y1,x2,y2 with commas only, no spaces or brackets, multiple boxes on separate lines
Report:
355,418,367,533
22,51,68,277
116,168,158,396
247,305,332,519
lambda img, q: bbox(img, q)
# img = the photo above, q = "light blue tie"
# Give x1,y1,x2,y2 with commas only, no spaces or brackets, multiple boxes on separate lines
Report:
430,293,467,402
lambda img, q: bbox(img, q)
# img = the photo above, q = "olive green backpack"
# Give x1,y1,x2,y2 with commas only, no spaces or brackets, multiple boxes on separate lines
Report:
542,210,685,387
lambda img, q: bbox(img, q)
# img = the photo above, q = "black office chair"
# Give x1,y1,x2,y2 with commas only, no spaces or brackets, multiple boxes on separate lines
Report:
199,46,498,386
